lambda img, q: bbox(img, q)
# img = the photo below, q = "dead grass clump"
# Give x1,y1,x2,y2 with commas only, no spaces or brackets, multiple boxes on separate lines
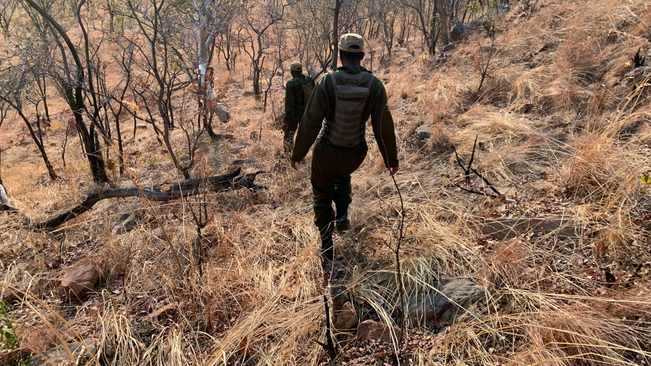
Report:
555,33,606,87
607,108,651,141
559,132,648,259
407,201,482,276
140,327,191,366
514,308,651,365
559,134,635,201
509,68,550,114
96,306,144,365
478,71,513,108
426,291,651,366
417,69,467,116
428,127,455,155
455,105,539,150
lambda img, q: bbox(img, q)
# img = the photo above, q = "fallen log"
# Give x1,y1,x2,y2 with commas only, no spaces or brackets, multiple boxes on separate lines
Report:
2,168,262,231
480,217,582,240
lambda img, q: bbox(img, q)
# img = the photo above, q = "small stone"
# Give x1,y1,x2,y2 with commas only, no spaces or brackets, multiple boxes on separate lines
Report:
333,302,358,331
59,260,102,302
356,320,394,343
19,326,57,354
46,256,62,270
214,103,231,123
111,213,138,235
415,125,432,141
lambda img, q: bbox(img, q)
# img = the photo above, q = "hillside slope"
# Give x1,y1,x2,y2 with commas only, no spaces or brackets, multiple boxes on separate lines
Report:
1,0,650,365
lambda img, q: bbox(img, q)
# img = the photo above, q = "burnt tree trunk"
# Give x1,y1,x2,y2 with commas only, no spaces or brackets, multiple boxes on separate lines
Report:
7,168,262,230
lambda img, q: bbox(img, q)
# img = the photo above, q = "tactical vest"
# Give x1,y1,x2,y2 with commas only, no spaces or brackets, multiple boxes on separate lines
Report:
324,70,375,148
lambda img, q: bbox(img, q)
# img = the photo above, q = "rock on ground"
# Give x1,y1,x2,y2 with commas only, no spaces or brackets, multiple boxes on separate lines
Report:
333,301,358,331
111,213,138,235
356,320,395,343
214,103,231,123
407,278,484,328
0,184,15,211
59,260,103,302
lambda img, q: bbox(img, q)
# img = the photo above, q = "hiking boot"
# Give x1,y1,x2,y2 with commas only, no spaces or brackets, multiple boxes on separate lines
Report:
335,219,351,232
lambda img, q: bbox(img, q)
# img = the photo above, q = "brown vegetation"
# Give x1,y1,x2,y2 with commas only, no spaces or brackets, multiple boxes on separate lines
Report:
0,0,650,365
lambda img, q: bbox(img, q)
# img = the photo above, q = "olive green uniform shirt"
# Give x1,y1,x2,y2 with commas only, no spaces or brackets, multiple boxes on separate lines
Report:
284,74,309,129
291,66,399,168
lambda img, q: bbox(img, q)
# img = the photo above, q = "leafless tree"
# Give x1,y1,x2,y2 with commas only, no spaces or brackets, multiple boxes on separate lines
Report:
0,78,59,180
16,0,111,183
0,28,59,180
0,103,9,185
331,0,343,69
124,0,204,179
287,0,333,78
367,0,399,62
195,0,240,137
241,0,287,97
475,21,497,95
216,22,242,72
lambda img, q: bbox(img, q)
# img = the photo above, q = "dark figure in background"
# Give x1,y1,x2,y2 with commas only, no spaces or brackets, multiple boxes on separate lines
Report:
291,33,399,274
283,63,313,155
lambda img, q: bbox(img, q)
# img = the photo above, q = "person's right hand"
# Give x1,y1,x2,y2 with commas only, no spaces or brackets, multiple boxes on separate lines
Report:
388,166,399,176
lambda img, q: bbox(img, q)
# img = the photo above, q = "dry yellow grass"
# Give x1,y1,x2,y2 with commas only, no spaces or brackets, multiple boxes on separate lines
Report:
1,0,650,365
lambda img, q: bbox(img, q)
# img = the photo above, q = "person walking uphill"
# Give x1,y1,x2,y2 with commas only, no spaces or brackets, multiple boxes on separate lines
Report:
290,33,399,272
283,63,313,155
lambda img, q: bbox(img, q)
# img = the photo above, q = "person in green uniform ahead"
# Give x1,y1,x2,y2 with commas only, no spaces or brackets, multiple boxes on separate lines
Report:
290,33,399,272
283,62,313,155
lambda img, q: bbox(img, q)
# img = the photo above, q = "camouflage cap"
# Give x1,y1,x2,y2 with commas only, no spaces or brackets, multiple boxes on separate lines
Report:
338,33,365,53
290,62,302,72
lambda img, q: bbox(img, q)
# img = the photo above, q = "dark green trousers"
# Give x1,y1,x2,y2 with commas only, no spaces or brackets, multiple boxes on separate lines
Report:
311,140,367,261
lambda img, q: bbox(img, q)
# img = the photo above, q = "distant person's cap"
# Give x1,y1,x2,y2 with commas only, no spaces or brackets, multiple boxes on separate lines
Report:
339,33,365,53
290,63,302,72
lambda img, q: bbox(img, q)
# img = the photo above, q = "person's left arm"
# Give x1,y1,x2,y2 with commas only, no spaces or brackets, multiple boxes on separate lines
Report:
370,79,399,172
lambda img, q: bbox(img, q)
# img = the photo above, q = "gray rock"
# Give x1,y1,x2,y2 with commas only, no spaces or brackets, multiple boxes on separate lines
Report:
0,184,15,211
214,103,231,123
407,279,484,327
450,23,468,42
415,125,432,141
112,213,138,235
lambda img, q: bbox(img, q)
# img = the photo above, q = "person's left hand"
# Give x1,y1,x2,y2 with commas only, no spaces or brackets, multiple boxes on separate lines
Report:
290,160,301,170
